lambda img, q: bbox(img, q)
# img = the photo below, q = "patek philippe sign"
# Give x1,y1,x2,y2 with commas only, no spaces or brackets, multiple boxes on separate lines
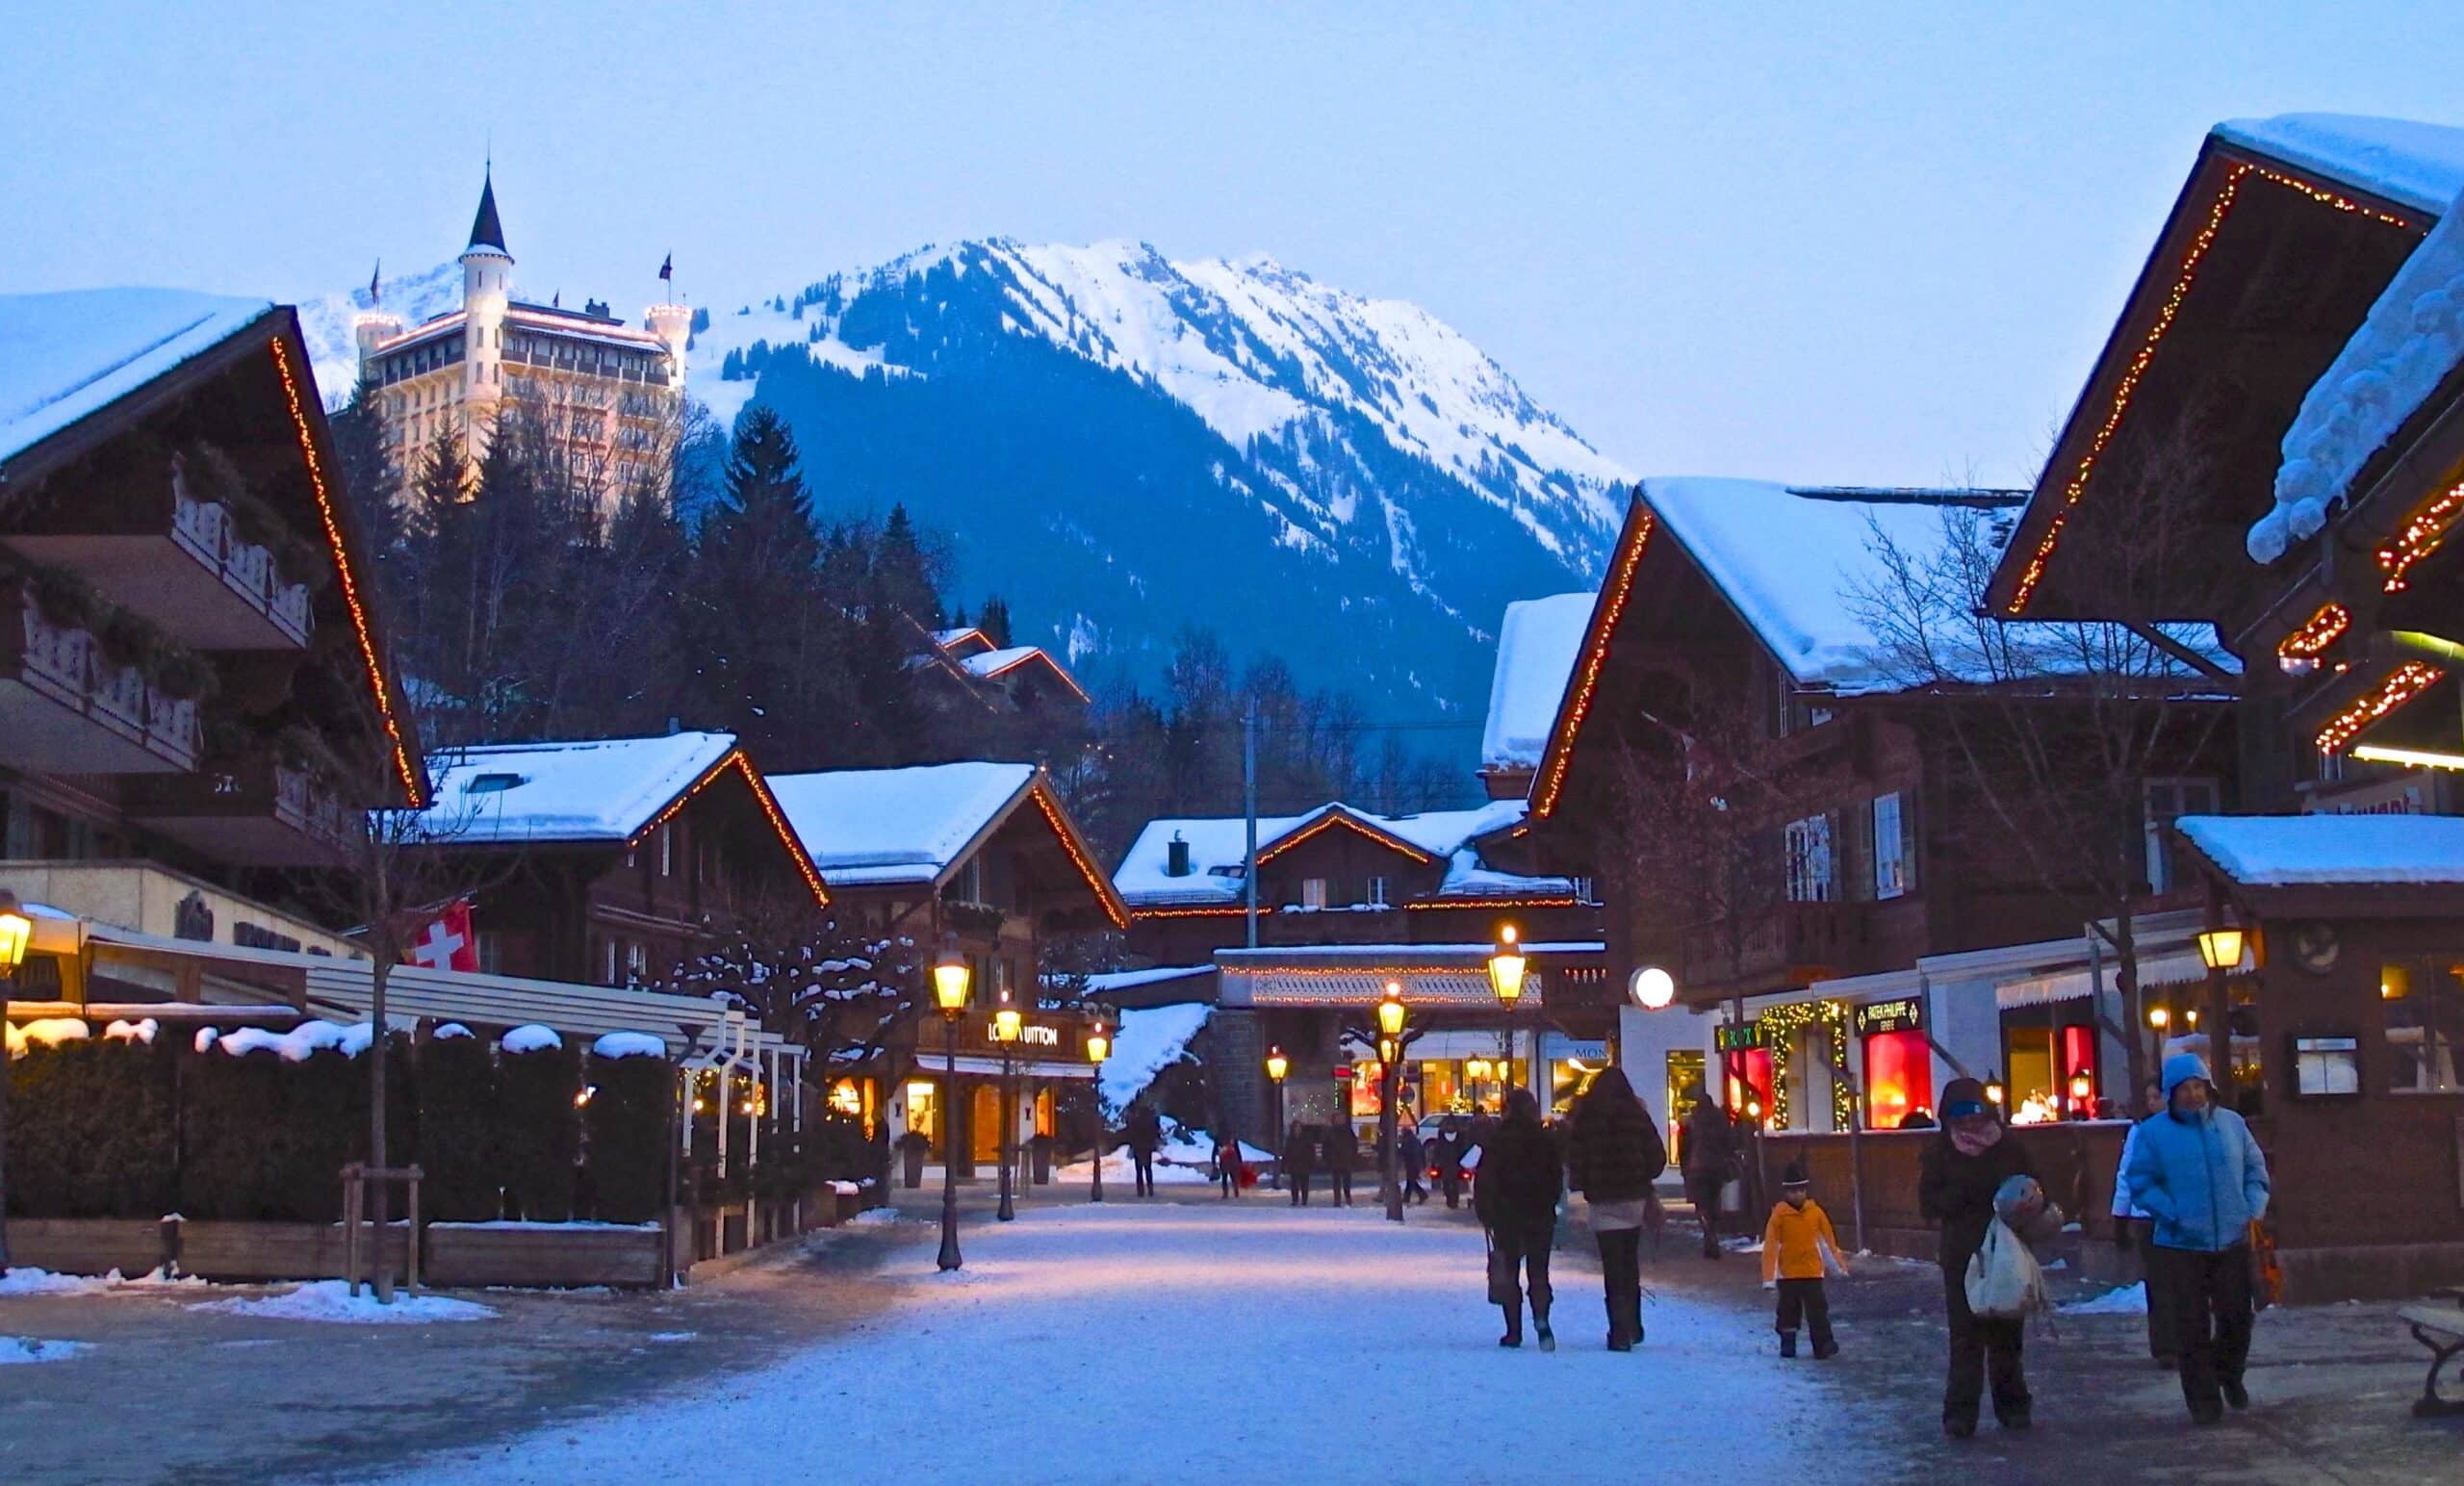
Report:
1853,997,1926,1037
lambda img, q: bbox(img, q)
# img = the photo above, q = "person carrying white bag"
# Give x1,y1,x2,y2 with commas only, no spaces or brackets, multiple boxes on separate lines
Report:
1965,1174,2063,1321
1919,1077,2040,1440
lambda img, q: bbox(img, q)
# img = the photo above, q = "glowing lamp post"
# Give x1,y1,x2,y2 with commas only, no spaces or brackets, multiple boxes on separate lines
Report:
2197,918,2247,1106
1984,1074,2006,1110
1486,925,1527,1103
1264,1046,1289,1189
0,888,29,1273
1375,982,1411,1222
992,997,1021,1222
1630,965,1676,1012
932,936,970,1271
1087,1023,1109,1204
2067,1071,2094,1118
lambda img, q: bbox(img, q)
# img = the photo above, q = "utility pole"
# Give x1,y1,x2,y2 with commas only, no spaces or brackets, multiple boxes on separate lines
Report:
1244,706,1259,949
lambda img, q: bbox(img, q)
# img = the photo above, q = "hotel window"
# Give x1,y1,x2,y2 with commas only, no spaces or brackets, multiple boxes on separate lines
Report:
602,936,621,986
2380,960,2464,1093
627,941,650,985
1366,875,1388,908
1871,793,1908,900
2143,779,2220,892
658,823,674,877
1300,877,1330,910
1784,814,1835,903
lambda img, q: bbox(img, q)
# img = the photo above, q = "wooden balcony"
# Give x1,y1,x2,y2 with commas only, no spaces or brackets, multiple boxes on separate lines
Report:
1680,899,1872,996
2,482,312,652
0,588,199,773
124,754,355,865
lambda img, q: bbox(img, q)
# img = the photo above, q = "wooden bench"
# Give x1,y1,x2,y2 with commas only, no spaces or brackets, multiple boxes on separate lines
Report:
2400,1286,2464,1419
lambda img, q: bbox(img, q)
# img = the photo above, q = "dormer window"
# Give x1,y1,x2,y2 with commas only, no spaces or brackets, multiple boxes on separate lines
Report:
464,772,526,795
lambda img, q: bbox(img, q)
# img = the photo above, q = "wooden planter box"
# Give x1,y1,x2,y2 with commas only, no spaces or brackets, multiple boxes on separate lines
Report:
1,1218,173,1276
173,1220,410,1283
424,1222,664,1290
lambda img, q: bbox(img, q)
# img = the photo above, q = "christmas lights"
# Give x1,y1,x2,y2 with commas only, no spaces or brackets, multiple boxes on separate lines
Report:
270,336,423,807
1253,810,1434,866
636,751,831,907
2374,472,2464,593
2315,661,2444,756
1029,781,1130,929
2008,162,2416,615
1743,999,1856,1131
978,649,1093,705
1406,896,1583,911
1128,904,1275,920
1532,509,1657,818
2277,602,2352,659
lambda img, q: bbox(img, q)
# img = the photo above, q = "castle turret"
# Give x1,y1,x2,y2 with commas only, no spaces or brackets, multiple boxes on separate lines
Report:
352,263,400,391
459,169,513,444
645,298,692,395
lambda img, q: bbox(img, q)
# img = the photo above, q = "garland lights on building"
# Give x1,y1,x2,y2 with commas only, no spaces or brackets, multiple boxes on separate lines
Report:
637,751,831,907
1746,998,1856,1131
2315,661,2444,756
2374,471,2464,593
1029,782,1130,929
2007,161,2416,616
2276,602,2352,663
1531,509,1657,818
269,336,424,807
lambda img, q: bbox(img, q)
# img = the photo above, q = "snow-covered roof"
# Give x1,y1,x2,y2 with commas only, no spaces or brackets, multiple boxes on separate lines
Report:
768,762,1036,887
1114,799,1539,909
1096,1003,1212,1115
962,646,1040,678
411,732,739,844
2179,814,2464,887
2247,179,2464,563
1481,593,1593,774
2213,114,2464,218
0,289,274,470
1638,478,2022,693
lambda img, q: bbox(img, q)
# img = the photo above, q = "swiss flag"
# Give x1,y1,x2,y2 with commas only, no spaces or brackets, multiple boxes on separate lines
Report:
403,900,479,973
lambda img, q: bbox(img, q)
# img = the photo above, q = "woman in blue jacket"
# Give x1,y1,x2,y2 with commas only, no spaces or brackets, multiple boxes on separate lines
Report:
2123,1053,2272,1425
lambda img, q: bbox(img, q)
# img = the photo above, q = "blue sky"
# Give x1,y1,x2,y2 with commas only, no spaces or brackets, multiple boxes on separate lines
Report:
4,2,2455,489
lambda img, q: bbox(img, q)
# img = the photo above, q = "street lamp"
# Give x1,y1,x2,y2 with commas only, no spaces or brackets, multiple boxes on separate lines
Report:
2147,1005,2171,1030
1086,1022,1108,1204
0,888,30,1275
2067,1071,2094,1116
2196,918,2247,1108
1487,925,1527,1107
1264,1046,1288,1190
1984,1074,2006,1109
991,994,1020,1222
1630,965,1676,1012
2195,926,2246,971
932,936,970,1271
1374,982,1410,1222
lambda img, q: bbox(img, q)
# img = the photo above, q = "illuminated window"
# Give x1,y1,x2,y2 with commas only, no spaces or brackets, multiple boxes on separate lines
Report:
1872,793,1907,900
2382,959,2463,1093
1300,878,1329,910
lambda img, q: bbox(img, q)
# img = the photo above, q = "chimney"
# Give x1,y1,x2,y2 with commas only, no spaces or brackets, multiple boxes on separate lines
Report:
1165,833,1192,878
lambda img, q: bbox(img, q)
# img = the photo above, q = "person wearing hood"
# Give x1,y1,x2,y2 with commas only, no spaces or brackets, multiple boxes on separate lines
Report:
1564,1067,1669,1351
2123,1053,2272,1426
1918,1076,2038,1438
1474,1087,1562,1350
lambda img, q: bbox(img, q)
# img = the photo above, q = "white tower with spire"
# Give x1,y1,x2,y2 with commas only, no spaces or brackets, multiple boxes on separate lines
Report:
459,168,513,447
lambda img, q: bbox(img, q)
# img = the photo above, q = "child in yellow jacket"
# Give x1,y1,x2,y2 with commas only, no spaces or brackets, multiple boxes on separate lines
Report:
1762,1161,1844,1358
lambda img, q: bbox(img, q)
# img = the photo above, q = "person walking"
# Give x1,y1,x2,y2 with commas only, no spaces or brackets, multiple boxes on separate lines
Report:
1680,1085,1738,1258
2123,1053,2272,1426
1323,1119,1359,1207
1213,1128,1243,1200
1475,1088,1562,1350
1284,1121,1317,1207
1919,1077,2037,1439
1564,1067,1668,1351
1399,1123,1428,1204
2111,1080,2178,1370
1436,1117,1469,1209
1762,1160,1843,1359
1125,1102,1163,1198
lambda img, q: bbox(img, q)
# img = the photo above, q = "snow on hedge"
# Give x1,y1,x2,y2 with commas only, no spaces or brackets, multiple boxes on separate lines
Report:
205,1021,372,1062
2250,181,2464,563
102,1018,157,1044
431,1022,475,1040
200,1281,498,1324
590,1031,666,1060
501,1024,564,1054
1096,1004,1211,1116
3,1017,88,1056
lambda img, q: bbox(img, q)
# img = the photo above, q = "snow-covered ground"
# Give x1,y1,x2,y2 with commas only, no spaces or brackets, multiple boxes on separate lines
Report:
378,1202,1882,1484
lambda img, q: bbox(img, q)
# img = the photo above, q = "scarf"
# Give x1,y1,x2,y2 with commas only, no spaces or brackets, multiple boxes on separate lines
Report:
1949,1119,2004,1158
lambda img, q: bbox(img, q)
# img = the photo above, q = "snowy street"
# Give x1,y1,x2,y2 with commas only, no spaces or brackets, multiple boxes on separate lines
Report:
377,1201,1881,1485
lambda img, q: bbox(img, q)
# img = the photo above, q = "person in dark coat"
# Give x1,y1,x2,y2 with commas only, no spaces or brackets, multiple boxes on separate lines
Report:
1323,1120,1359,1207
1124,1102,1163,1198
1284,1121,1317,1207
1475,1088,1563,1350
1680,1085,1738,1258
1398,1124,1428,1204
1919,1076,2039,1438
1564,1067,1669,1351
1213,1129,1243,1199
1436,1117,1469,1209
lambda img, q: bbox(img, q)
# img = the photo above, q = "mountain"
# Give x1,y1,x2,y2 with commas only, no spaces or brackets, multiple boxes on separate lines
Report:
299,240,1629,733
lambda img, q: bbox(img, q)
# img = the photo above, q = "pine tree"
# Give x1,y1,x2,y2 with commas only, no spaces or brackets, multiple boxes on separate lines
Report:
976,596,1013,649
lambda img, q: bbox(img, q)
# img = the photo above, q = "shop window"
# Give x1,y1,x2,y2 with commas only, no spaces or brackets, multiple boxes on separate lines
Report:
1665,1050,1707,1166
1861,1029,1932,1128
2381,959,2464,1093
1784,814,1835,903
906,1080,941,1157
1872,793,1908,900
2143,779,2220,893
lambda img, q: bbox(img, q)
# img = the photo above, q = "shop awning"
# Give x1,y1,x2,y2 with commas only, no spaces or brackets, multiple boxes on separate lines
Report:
1995,950,2210,1010
909,1056,1098,1080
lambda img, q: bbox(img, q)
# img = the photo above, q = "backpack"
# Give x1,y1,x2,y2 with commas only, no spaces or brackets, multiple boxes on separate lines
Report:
1964,1217,2050,1319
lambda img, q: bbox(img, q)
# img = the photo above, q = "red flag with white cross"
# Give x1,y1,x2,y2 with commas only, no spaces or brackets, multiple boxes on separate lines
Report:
403,900,478,973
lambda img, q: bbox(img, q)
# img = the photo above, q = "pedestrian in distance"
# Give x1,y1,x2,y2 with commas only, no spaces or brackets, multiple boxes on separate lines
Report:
1213,1128,1243,1200
1564,1066,1668,1351
1436,1116,1468,1209
1762,1160,1844,1359
1680,1084,1739,1258
1284,1121,1317,1207
1919,1076,2038,1439
1475,1088,1562,1351
2111,1079,2178,1370
1124,1101,1163,1198
1398,1123,1428,1204
2123,1053,2272,1426
1324,1119,1359,1207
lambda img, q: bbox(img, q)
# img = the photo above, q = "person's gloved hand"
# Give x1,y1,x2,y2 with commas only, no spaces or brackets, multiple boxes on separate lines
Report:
1761,1279,1776,1292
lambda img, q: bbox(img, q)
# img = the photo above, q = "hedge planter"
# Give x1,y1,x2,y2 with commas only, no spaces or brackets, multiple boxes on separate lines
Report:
424,1221,664,1290
174,1219,409,1283
1,1217,172,1277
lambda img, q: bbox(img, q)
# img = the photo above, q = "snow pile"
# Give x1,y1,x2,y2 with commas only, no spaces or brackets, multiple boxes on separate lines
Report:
768,762,1035,886
4,1017,89,1056
2177,814,2464,885
199,1282,498,1325
431,1022,475,1040
2249,183,2464,563
102,1018,158,1044
591,1031,666,1060
501,1025,564,1055
0,289,275,467
207,1021,372,1062
847,1207,905,1225
1481,592,1594,773
0,1337,90,1365
2060,1282,2149,1316
0,1268,117,1298
1096,1004,1211,1116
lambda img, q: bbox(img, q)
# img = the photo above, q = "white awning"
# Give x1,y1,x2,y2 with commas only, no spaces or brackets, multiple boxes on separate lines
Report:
908,1055,1098,1081
1995,951,2211,1011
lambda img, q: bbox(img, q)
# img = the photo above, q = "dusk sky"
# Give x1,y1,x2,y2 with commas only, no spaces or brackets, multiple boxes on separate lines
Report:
6,2,2456,490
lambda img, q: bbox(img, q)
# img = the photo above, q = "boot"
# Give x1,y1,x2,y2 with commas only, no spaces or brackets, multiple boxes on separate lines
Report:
1499,1303,1522,1348
1778,1331,1798,1358
1534,1305,1555,1353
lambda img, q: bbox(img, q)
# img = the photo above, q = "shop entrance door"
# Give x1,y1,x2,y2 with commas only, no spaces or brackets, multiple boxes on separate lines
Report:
972,1084,1004,1165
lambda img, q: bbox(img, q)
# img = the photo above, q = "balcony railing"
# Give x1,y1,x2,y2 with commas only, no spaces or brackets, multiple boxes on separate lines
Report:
125,752,354,865
0,588,200,773
170,486,314,647
1680,899,1872,991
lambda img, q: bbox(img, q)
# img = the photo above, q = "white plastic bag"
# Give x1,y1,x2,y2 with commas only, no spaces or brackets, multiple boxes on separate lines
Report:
1964,1217,2049,1319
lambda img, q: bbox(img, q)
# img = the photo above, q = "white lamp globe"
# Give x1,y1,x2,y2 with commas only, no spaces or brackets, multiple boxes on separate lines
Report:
1630,965,1677,1012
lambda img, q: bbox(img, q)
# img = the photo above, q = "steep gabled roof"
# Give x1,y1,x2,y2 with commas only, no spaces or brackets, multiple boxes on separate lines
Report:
1113,799,1553,911
466,170,508,255
0,289,274,470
